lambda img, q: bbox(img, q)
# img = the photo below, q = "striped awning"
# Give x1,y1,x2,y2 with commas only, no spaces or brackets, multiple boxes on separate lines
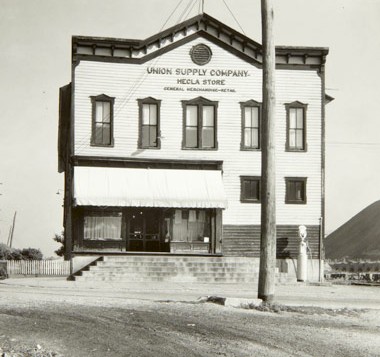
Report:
74,166,228,209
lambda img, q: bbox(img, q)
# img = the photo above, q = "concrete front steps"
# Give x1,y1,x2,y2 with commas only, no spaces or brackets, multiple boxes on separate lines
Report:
72,255,291,284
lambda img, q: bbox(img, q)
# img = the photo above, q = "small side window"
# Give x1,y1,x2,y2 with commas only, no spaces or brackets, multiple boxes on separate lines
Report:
285,177,307,204
240,176,261,203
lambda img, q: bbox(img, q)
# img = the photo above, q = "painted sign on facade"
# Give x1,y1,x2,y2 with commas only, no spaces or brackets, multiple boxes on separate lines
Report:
146,66,251,93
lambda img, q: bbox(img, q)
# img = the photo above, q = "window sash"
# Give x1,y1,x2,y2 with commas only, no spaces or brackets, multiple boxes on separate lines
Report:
243,106,260,149
142,104,157,125
93,100,112,145
286,180,306,203
289,128,304,149
142,125,157,147
202,127,215,148
95,123,111,145
244,107,259,127
241,178,260,202
186,106,198,126
140,102,159,148
202,106,214,126
185,103,216,149
185,127,198,148
244,128,259,148
91,95,113,146
95,101,111,124
142,104,158,147
288,107,305,150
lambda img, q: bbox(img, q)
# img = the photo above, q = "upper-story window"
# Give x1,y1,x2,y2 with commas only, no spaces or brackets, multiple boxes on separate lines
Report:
285,101,307,151
182,97,218,150
241,100,261,150
138,97,161,149
285,177,307,204
91,94,114,146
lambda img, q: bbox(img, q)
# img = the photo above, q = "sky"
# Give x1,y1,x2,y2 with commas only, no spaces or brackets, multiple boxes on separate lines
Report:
0,0,380,257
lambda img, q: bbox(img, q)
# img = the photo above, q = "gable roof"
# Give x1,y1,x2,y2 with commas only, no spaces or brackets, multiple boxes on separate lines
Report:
72,13,328,69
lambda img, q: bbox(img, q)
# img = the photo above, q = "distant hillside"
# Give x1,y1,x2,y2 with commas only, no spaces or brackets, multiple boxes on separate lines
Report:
325,201,380,260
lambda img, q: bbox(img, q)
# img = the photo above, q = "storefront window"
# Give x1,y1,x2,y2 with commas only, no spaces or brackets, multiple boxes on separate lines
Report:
166,209,211,243
84,212,122,240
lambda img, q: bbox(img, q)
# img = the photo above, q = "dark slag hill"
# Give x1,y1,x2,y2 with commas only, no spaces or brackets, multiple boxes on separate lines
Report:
325,201,380,260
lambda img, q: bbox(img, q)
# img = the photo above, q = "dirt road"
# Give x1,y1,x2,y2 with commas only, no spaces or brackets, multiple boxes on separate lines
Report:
0,284,379,357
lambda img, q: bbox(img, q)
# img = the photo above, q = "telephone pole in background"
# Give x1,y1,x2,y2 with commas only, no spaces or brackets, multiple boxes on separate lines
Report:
7,211,17,248
258,0,276,302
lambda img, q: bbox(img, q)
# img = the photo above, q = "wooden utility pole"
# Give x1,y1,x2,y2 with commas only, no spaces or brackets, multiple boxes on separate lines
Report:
7,211,17,248
258,0,276,302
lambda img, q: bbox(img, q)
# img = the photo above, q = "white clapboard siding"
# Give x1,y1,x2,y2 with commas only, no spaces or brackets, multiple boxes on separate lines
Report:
7,260,70,276
73,36,323,226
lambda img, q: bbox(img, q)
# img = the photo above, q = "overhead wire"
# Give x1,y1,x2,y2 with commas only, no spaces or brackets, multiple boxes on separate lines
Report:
110,0,196,109
183,0,199,20
112,0,197,109
327,141,380,148
177,0,197,23
76,0,248,154
66,3,380,159
75,0,198,154
221,0,246,35
159,0,186,32
187,0,199,21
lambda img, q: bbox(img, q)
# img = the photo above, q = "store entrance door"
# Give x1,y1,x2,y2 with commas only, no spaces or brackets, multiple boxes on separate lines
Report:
127,209,162,252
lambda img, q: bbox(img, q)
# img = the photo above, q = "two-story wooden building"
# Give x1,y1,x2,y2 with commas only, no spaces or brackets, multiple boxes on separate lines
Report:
58,13,329,280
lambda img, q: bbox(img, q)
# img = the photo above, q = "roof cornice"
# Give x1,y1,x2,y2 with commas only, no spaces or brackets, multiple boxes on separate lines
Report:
72,13,328,69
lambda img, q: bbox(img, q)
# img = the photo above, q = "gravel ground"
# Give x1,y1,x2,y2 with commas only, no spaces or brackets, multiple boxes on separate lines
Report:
0,284,379,356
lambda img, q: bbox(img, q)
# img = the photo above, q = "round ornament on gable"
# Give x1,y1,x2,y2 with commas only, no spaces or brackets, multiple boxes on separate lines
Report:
190,44,212,66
